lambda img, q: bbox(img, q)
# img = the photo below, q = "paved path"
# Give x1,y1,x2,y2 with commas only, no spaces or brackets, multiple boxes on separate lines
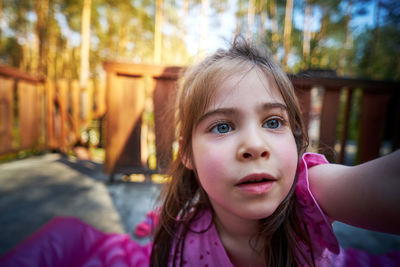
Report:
0,153,399,257
0,153,161,256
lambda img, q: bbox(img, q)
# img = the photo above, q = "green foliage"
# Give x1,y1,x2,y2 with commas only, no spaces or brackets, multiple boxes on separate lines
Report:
357,25,400,80
0,0,399,81
0,37,23,65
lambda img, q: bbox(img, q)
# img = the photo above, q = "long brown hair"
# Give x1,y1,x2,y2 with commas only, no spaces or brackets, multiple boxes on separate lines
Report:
150,38,314,267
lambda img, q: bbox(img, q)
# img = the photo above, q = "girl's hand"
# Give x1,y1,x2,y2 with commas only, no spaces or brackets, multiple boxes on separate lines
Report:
308,150,400,235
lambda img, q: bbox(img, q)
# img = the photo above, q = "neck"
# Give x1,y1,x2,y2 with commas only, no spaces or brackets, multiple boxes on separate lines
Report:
211,204,265,267
213,206,260,238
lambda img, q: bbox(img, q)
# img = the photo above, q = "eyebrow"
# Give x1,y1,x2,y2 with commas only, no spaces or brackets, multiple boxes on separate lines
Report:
197,102,288,124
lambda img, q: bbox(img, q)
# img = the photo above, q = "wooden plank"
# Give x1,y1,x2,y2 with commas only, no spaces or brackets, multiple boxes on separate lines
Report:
57,79,69,150
339,88,353,164
0,65,45,83
104,74,146,174
290,74,397,92
103,62,183,80
294,87,311,132
36,82,46,148
104,73,118,173
93,80,106,119
19,81,39,149
359,91,391,163
46,79,55,149
391,90,400,150
71,80,81,139
47,79,63,150
153,77,179,172
319,87,341,162
0,77,14,155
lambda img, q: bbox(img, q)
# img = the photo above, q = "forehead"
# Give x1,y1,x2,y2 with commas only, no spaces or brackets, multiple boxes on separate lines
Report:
209,66,284,109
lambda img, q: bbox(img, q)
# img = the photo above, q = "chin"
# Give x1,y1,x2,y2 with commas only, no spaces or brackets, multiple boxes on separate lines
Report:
241,207,279,220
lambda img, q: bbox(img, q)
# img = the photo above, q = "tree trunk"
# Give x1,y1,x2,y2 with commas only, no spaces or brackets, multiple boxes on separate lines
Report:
302,0,312,66
269,0,279,60
338,0,353,74
80,0,91,88
283,0,294,69
34,0,49,76
0,0,2,39
368,0,381,75
48,5,56,80
154,0,163,64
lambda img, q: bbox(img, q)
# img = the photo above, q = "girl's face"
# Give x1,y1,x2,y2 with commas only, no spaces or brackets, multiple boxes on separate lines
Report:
188,67,298,221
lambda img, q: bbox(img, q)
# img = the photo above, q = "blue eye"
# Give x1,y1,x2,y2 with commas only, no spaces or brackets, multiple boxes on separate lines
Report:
211,123,232,134
263,118,281,129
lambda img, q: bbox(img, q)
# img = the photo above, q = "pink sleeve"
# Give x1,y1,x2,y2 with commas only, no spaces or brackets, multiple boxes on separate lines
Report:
296,153,400,266
0,217,151,267
295,153,340,256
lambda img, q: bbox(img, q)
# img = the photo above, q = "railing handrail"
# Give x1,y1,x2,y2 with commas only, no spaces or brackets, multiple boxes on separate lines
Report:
289,74,399,92
0,65,45,84
103,61,183,79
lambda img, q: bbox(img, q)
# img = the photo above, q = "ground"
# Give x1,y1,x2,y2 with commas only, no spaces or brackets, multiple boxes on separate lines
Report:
0,153,399,257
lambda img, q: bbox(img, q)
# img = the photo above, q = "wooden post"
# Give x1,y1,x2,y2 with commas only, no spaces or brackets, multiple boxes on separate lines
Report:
319,87,341,162
0,77,14,154
359,90,390,163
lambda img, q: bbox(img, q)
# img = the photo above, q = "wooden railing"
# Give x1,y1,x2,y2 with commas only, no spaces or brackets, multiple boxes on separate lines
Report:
0,65,46,155
0,65,106,156
103,62,400,178
2,63,397,175
46,79,106,152
291,74,400,163
103,62,180,178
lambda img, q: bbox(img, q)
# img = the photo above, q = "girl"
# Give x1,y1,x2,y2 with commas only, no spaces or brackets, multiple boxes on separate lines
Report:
150,38,400,266
1,38,398,267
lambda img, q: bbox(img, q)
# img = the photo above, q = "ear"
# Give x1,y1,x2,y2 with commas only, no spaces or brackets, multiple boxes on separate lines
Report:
179,137,193,170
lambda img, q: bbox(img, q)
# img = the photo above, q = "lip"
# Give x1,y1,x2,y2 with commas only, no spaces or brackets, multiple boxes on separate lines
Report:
235,173,277,194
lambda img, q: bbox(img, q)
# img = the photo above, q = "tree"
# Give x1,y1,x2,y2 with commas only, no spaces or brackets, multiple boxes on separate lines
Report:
282,0,293,69
80,0,91,88
34,0,49,75
302,0,312,64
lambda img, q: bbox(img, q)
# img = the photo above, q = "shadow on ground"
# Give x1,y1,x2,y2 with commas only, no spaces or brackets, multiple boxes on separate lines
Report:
0,153,162,256
0,153,399,257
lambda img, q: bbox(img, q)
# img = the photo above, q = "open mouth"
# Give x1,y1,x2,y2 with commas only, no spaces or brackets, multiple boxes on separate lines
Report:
236,173,276,186
237,177,273,185
235,173,276,194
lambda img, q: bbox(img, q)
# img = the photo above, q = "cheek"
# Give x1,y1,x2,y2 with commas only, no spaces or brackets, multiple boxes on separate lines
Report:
275,134,298,181
191,141,230,187
194,148,227,179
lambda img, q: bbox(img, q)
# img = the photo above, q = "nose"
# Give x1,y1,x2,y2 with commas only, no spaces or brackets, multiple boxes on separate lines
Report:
237,127,270,161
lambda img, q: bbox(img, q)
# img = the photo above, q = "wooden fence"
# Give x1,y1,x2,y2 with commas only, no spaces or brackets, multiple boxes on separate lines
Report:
0,65,106,156
291,74,400,163
103,62,400,178
2,63,398,177
46,78,106,152
103,62,180,177
0,66,46,155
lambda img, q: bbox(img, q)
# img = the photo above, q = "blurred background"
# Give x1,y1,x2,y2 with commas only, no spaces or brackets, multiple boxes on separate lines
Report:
0,0,399,166
0,0,400,259
2,0,400,76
